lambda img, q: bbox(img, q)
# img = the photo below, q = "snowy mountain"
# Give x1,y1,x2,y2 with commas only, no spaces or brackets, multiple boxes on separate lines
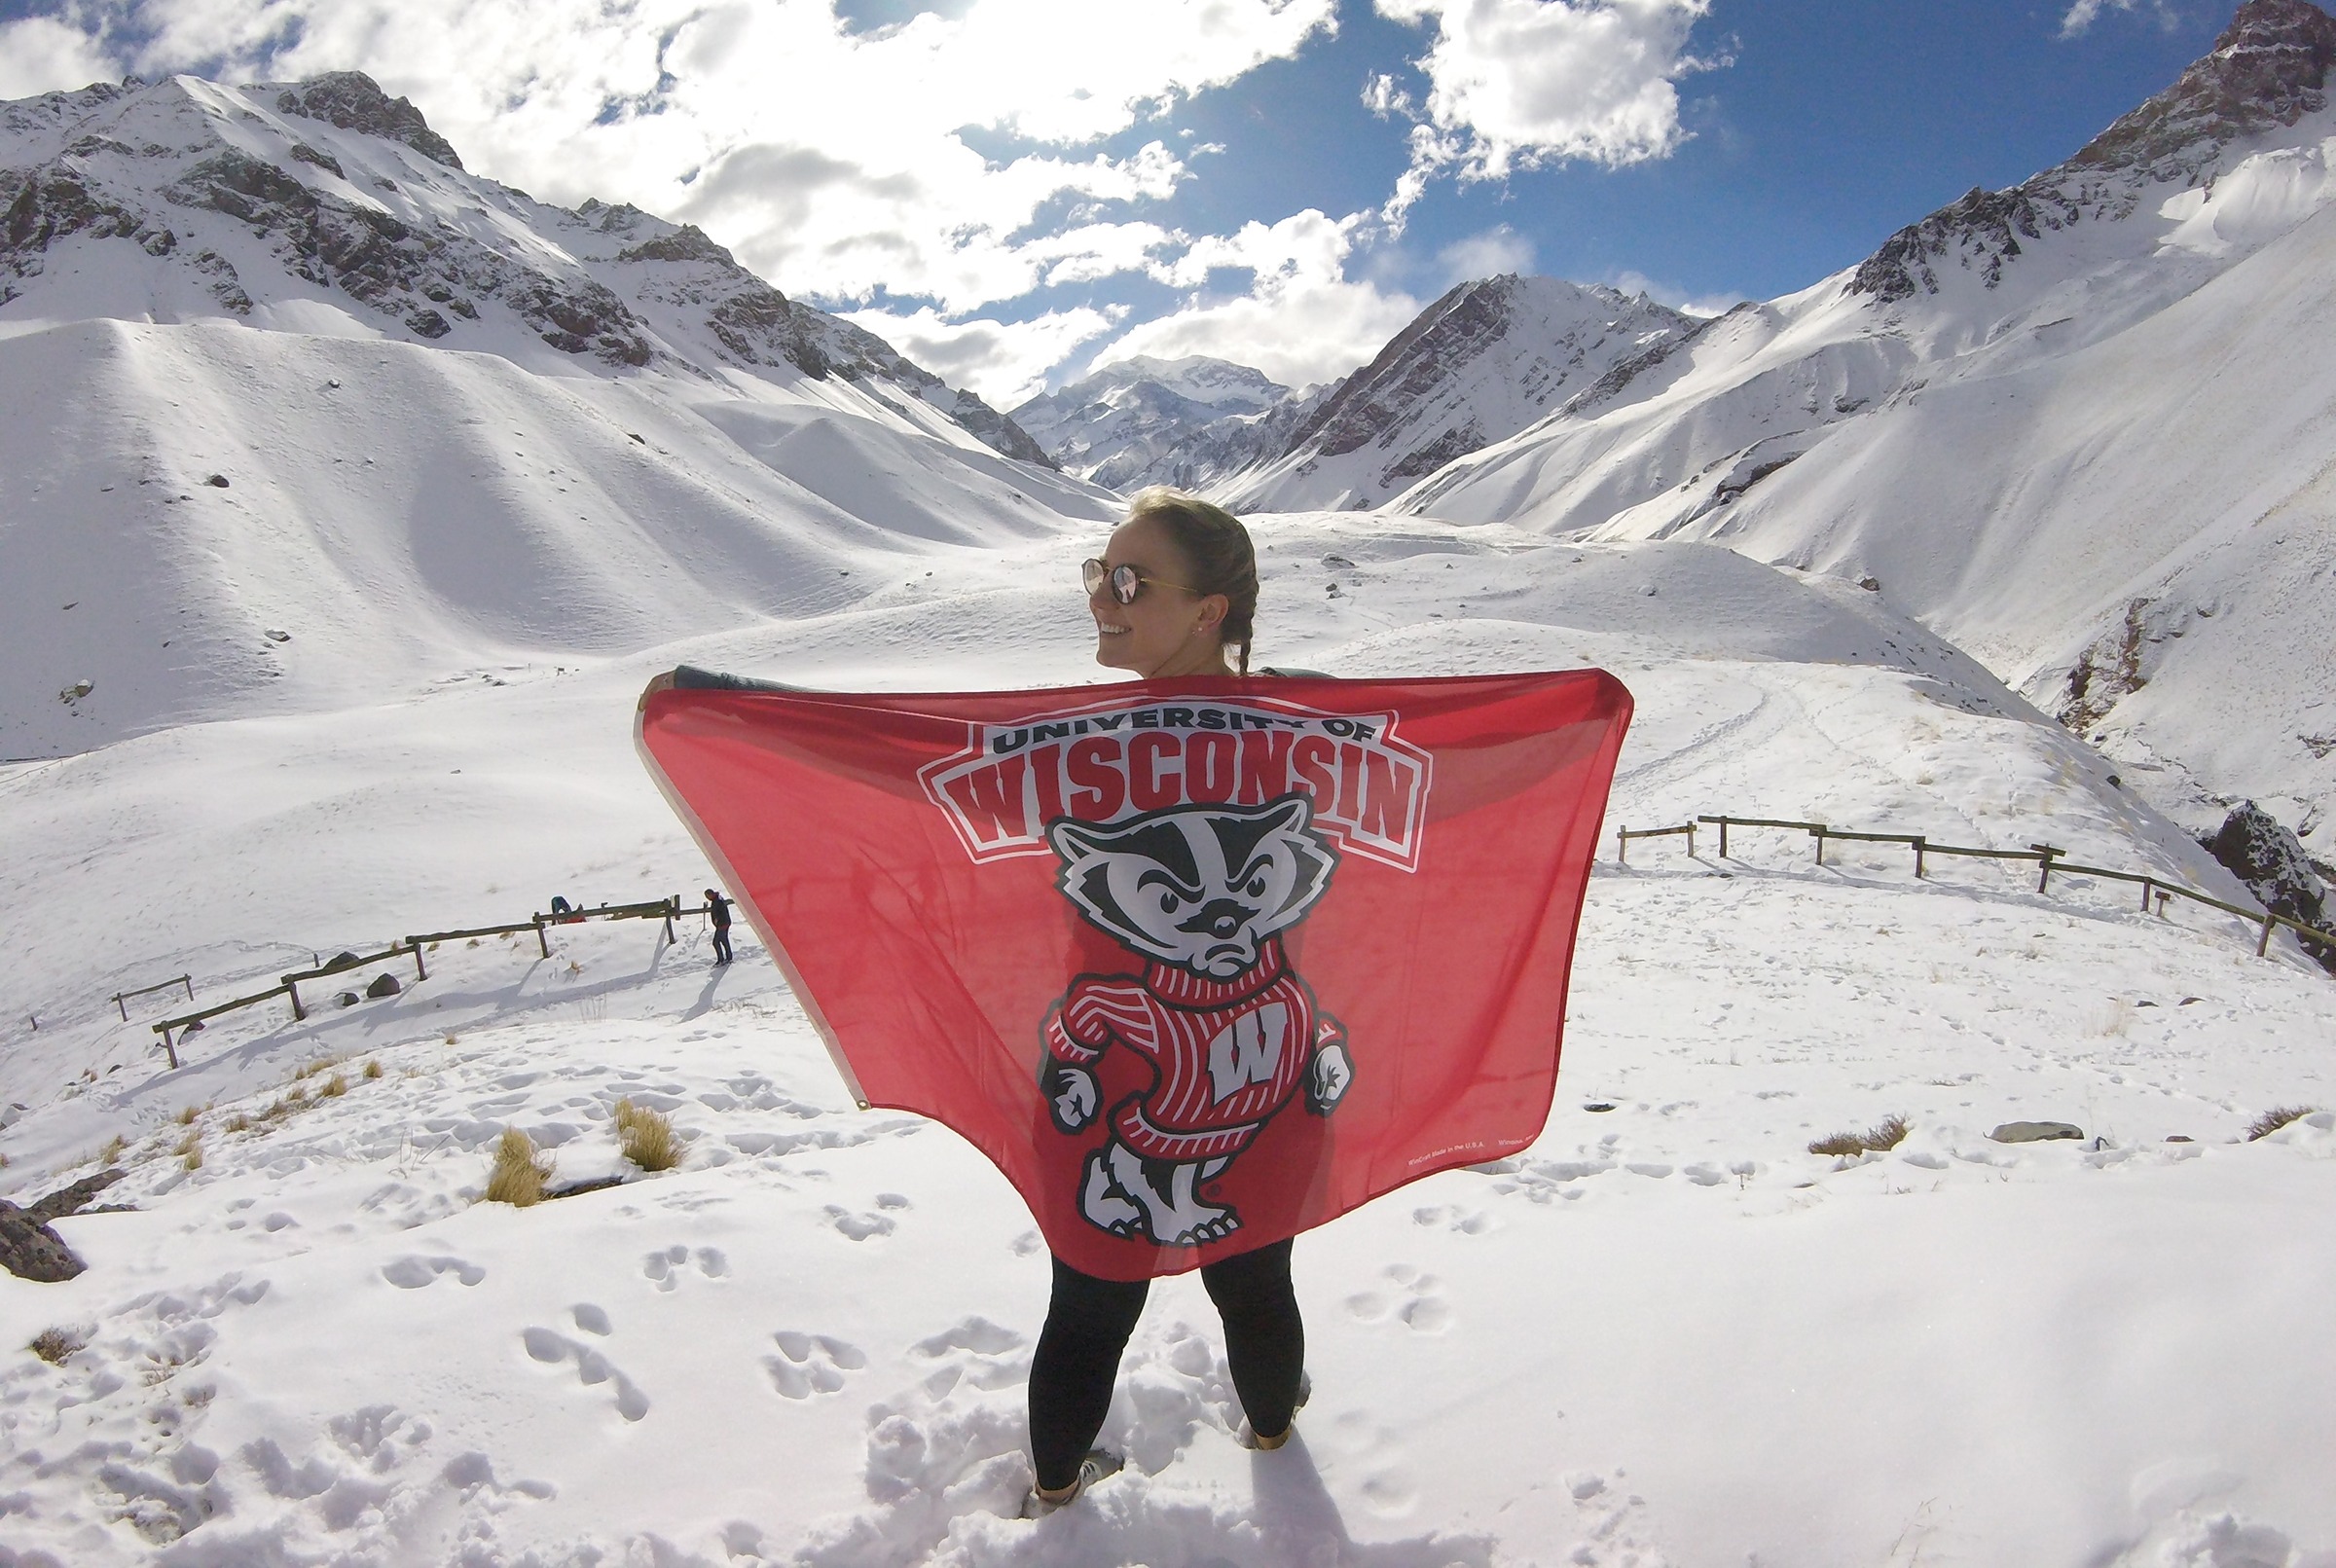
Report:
1209,274,1699,513
0,70,1107,759
0,71,1053,467
1396,0,2336,870
1009,354,1316,492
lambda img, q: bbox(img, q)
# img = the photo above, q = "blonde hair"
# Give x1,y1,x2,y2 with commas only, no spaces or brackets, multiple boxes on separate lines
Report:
1124,487,1259,675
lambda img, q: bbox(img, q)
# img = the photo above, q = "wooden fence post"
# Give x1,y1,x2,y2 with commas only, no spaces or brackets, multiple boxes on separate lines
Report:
1812,826,1826,866
160,1029,179,1071
2139,878,2154,913
411,943,427,982
2258,914,2279,957
1912,836,1927,879
182,975,195,1002
534,917,550,959
1717,818,1729,857
1617,825,1628,865
116,995,128,1021
1685,822,1697,857
284,979,305,1022
2030,844,2062,894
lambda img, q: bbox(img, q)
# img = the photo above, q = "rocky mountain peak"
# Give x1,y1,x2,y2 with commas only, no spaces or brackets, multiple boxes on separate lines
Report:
1851,0,2336,304
262,72,464,171
2070,0,2336,180
1210,272,1695,510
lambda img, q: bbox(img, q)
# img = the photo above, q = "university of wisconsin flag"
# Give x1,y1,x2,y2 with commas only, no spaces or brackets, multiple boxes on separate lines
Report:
638,669,1631,1281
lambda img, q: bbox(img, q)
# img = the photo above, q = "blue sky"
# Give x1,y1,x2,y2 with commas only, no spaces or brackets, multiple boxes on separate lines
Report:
0,0,2239,402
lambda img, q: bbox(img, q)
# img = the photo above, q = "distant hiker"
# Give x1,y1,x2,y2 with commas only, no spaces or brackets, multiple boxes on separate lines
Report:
1021,489,1306,1516
706,889,734,965
550,895,576,917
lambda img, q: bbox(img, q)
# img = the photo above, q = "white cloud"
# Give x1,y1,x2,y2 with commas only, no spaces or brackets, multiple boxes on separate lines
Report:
1373,0,1715,228
1100,210,1421,389
69,0,1335,315
847,303,1124,407
1436,224,1536,284
0,15,116,99
2059,0,2181,37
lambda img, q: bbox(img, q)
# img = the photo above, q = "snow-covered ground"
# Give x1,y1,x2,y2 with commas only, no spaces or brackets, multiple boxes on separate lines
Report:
4,506,2332,1567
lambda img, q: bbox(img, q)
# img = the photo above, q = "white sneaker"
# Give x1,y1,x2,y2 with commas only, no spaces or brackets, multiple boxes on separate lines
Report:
1019,1448,1124,1517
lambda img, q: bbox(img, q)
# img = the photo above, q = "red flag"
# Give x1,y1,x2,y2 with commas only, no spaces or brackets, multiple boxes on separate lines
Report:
639,671,1631,1281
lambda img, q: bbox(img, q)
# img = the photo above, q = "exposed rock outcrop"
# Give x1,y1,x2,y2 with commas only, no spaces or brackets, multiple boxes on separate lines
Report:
1853,0,2336,303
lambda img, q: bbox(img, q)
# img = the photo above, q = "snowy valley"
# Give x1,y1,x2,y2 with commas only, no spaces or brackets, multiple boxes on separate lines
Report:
1,13,2333,1568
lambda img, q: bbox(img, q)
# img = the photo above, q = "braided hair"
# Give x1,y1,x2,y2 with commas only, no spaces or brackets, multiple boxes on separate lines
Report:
1124,486,1259,675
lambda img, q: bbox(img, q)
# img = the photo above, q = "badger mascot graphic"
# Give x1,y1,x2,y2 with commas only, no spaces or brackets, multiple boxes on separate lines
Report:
1038,794,1354,1247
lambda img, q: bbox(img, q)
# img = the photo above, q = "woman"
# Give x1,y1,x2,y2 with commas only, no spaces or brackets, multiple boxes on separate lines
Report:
1024,486,1309,1515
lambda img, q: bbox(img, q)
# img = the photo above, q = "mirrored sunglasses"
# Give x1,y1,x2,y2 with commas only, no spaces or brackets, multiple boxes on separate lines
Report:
1082,557,1198,604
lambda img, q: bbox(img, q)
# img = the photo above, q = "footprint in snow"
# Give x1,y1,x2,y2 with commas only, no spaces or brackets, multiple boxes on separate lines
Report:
1410,1202,1497,1234
1345,1263,1452,1332
766,1331,867,1398
823,1204,896,1240
641,1244,728,1290
381,1255,484,1289
520,1327,649,1421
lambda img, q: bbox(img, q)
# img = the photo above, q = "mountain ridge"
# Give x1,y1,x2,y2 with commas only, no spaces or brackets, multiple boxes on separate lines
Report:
0,70,1053,466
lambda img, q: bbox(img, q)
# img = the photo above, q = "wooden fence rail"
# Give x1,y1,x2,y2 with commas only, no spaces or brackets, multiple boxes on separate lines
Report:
111,973,194,1021
145,896,702,1066
1614,813,2336,968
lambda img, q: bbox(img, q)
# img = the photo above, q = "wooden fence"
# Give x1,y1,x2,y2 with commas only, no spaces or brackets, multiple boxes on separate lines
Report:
1614,814,2335,966
142,897,707,1068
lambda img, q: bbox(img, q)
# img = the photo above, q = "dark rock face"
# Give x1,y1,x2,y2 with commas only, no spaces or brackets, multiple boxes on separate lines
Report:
25,1167,127,1222
2074,0,2336,181
0,1201,85,1281
2205,800,2334,967
274,72,464,170
1852,0,2336,303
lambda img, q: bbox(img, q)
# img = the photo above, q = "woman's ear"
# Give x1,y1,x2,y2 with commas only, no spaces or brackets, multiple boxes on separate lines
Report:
1195,593,1227,637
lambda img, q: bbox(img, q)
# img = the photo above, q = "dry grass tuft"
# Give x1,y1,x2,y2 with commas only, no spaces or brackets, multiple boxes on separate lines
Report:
2245,1106,2317,1142
99,1134,127,1164
223,1112,252,1134
294,1056,342,1081
178,1139,202,1172
2087,998,2135,1039
1809,1114,1912,1158
484,1128,554,1207
317,1073,348,1099
362,1059,383,1079
28,1328,86,1365
173,1103,207,1126
613,1099,680,1172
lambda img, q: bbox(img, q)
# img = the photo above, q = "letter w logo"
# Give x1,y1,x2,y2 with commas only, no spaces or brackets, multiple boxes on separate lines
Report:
1207,1003,1288,1104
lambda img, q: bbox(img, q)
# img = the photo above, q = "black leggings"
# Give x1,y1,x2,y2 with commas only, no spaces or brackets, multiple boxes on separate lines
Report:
1028,1240,1303,1490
